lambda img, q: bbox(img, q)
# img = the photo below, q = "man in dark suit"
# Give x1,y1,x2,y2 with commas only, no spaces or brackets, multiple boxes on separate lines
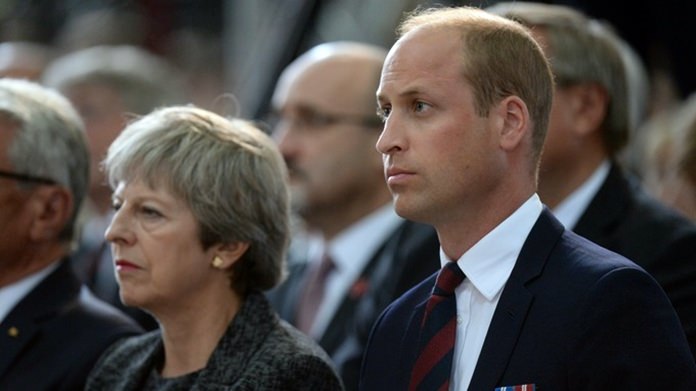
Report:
0,79,142,390
361,6,696,390
265,41,439,389
42,45,183,331
488,2,696,357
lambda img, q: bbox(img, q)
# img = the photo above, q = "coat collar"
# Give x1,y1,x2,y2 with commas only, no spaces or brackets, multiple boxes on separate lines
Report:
114,292,279,389
573,162,630,244
468,209,565,390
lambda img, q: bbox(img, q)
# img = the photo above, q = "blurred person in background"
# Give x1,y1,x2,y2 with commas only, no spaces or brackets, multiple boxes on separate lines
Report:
42,44,185,329
86,106,343,390
265,41,439,390
638,93,696,221
0,78,141,391
0,41,54,80
489,1,696,357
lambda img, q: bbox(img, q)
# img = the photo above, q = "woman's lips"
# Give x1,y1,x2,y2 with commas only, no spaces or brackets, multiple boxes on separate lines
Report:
115,259,141,271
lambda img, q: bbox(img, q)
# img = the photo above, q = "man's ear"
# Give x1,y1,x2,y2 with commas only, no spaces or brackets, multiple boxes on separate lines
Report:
29,186,73,241
496,95,530,152
213,241,251,269
565,82,609,137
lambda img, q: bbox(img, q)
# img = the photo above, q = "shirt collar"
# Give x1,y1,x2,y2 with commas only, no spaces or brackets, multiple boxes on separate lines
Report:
553,159,610,229
0,261,60,322
307,203,403,275
441,194,543,301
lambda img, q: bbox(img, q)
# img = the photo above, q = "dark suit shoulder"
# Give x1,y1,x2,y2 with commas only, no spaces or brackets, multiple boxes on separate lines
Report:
576,165,696,269
0,261,142,391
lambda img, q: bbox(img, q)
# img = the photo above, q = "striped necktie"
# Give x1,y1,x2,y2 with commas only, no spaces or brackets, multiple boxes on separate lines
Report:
409,261,466,391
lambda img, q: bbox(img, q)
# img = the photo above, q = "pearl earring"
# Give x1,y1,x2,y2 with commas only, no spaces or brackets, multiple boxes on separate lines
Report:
212,256,224,269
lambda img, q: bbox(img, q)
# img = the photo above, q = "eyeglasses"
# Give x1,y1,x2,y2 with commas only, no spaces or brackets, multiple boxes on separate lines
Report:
267,107,383,132
0,169,57,185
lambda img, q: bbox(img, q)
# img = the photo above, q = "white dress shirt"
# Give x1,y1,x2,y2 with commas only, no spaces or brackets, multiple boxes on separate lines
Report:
306,204,403,338
448,194,543,390
0,261,60,322
553,159,610,230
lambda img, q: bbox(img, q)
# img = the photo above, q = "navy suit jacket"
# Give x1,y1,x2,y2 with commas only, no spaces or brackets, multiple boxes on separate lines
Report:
360,210,696,390
0,259,142,391
573,163,696,356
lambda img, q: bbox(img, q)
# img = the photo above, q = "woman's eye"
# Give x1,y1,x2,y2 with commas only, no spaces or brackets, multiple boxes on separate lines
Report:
140,207,162,218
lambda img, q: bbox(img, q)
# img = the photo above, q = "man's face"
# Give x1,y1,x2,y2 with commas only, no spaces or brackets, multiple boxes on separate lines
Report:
0,117,36,279
376,27,504,227
271,57,384,225
65,82,127,199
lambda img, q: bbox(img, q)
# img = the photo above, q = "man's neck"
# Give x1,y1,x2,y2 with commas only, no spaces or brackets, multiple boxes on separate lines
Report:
0,246,65,287
539,152,607,209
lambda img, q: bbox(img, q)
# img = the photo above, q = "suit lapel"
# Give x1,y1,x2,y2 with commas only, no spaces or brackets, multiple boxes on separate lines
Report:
468,210,564,390
318,236,393,354
0,260,79,377
573,163,627,246
266,258,308,323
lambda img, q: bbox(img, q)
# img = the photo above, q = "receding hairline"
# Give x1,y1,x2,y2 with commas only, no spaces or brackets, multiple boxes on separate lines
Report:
397,6,533,38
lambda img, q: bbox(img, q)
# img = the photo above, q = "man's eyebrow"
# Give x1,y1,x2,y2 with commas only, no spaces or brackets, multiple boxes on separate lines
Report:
377,87,425,103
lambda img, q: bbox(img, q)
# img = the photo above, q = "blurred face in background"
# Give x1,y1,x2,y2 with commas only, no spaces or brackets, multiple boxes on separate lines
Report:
271,54,385,229
0,118,32,274
65,82,127,211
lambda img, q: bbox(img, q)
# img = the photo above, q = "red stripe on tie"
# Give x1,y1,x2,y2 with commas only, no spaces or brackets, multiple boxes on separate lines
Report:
409,262,465,391
409,317,457,388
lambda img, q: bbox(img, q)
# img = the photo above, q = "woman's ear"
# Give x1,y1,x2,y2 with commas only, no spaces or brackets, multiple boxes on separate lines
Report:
212,241,250,269
496,95,529,152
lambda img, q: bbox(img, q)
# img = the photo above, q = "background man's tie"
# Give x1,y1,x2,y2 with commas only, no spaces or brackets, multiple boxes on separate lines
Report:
296,252,334,334
409,261,466,391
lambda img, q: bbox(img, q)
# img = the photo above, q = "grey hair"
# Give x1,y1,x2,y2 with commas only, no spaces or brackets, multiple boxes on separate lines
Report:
0,78,89,244
104,106,290,295
42,45,184,114
487,2,636,154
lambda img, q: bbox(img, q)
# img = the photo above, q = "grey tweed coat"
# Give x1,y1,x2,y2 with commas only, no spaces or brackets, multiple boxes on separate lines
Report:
85,292,344,390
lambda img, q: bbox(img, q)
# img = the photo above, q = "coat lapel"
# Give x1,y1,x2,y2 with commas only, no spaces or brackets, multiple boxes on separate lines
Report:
468,210,564,390
573,163,627,245
266,259,308,323
0,260,79,378
197,292,276,388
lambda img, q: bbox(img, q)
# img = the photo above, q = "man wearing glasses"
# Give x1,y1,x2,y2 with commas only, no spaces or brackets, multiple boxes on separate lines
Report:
265,41,440,390
0,79,141,390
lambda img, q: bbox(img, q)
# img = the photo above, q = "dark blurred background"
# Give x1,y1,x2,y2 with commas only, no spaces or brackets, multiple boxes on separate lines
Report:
1,0,693,122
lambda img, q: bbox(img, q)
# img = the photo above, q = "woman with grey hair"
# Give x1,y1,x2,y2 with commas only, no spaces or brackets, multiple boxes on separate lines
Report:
85,106,343,390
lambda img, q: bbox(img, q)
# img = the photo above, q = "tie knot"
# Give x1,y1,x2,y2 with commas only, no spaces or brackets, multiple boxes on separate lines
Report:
433,261,465,296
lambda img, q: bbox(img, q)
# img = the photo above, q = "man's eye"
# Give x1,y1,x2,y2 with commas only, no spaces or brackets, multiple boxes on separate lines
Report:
414,101,430,112
377,107,391,121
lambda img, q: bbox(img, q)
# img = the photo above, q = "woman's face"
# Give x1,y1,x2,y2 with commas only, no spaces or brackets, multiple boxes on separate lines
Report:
105,179,220,313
